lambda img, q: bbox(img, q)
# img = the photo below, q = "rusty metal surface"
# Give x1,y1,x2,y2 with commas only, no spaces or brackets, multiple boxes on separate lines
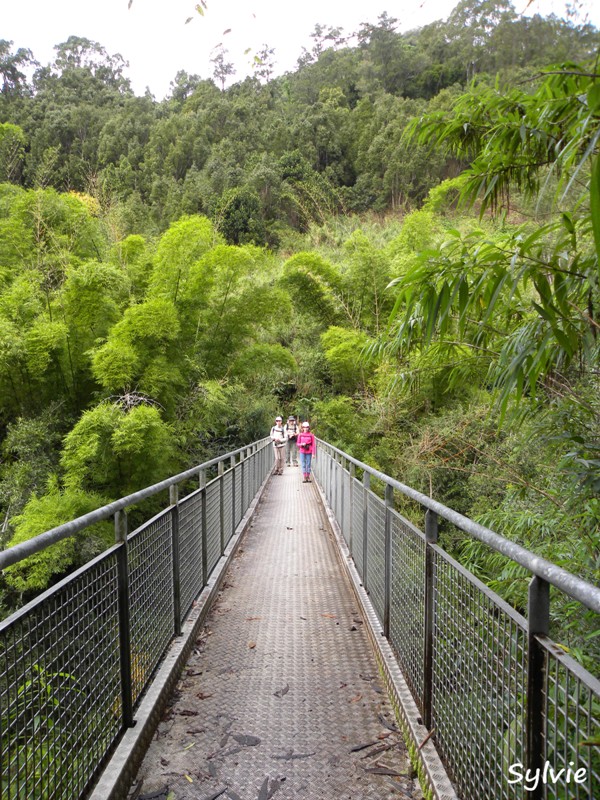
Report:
130,468,422,800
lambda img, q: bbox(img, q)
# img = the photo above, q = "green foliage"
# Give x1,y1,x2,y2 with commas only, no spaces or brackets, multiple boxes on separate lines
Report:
213,187,267,246
312,395,364,453
3,478,112,593
0,123,26,183
60,402,176,496
149,215,220,301
0,409,65,526
231,343,297,387
91,297,182,402
320,326,373,393
281,251,341,325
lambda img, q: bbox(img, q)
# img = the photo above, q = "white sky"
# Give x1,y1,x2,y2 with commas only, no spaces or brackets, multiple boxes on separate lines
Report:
2,0,598,99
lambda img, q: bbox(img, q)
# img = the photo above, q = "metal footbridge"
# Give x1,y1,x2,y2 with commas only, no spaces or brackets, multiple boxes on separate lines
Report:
1,438,599,800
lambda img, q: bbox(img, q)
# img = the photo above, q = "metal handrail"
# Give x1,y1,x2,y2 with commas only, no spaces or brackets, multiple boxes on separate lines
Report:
1,436,273,800
314,439,600,800
317,439,600,614
0,438,270,572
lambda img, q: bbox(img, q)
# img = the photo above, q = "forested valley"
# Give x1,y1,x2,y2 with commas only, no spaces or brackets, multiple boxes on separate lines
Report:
0,0,599,663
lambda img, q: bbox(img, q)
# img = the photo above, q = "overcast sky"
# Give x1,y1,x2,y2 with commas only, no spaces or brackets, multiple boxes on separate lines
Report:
2,0,598,99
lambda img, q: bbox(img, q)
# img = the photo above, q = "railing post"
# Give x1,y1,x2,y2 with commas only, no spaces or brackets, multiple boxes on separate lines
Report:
362,472,370,590
423,508,438,730
218,460,225,555
170,484,182,636
383,483,394,639
240,448,246,513
349,462,355,556
340,457,346,534
230,454,236,535
526,576,549,800
115,509,134,728
200,477,208,588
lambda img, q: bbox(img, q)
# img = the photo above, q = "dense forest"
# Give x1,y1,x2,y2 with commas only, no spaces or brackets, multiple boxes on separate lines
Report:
0,0,599,660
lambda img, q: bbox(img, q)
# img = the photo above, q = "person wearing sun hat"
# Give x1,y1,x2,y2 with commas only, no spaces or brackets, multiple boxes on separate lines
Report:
285,415,299,467
296,421,316,482
270,415,287,475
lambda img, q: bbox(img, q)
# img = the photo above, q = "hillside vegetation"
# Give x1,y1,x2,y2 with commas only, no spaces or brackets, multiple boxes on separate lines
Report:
0,1,599,660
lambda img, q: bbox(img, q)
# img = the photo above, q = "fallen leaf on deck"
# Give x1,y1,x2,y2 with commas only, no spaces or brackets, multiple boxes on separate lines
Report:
248,641,256,649
257,777,269,800
274,683,289,697
360,743,393,759
350,693,363,703
349,740,379,752
139,787,170,800
271,750,315,760
185,773,194,782
362,766,404,776
197,692,213,699
232,733,261,746
245,616,262,621
320,613,336,619
179,710,198,717
199,789,227,800
378,713,398,732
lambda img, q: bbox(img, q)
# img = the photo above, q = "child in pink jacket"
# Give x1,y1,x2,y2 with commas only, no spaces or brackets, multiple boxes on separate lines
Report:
296,421,316,483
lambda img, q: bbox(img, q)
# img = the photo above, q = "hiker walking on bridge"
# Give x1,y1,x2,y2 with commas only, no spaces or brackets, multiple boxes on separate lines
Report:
270,415,286,475
297,420,316,482
285,415,299,466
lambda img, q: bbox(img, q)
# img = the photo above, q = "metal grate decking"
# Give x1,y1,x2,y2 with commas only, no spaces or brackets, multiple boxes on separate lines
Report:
129,467,422,800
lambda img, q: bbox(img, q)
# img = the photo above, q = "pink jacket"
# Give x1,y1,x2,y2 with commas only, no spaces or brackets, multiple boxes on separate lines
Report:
296,432,316,455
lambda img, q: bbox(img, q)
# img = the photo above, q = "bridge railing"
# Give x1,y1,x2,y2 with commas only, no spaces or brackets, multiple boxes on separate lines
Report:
314,440,600,800
0,438,272,800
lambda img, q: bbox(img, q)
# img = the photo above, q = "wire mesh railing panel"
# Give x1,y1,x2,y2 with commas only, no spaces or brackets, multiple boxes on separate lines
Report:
0,552,122,800
128,512,174,708
389,511,426,707
223,470,233,546
350,478,364,575
340,467,351,542
244,459,251,510
332,462,341,523
431,548,528,800
234,466,242,528
206,480,221,575
179,489,204,619
366,494,387,625
313,451,327,500
540,638,600,799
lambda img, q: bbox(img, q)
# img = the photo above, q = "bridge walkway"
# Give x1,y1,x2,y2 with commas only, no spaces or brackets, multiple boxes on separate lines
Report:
129,466,422,800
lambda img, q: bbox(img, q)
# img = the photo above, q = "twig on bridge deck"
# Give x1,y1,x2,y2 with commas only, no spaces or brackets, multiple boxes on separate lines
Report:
418,728,436,750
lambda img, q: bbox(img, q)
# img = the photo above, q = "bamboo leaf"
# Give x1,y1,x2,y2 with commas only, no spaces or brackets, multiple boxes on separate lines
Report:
590,153,600,264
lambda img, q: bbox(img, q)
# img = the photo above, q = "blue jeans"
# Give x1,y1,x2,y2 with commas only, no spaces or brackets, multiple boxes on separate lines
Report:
299,451,312,475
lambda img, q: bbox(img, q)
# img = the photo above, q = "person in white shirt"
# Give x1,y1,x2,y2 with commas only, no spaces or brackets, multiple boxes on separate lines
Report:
285,415,299,467
270,415,286,475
